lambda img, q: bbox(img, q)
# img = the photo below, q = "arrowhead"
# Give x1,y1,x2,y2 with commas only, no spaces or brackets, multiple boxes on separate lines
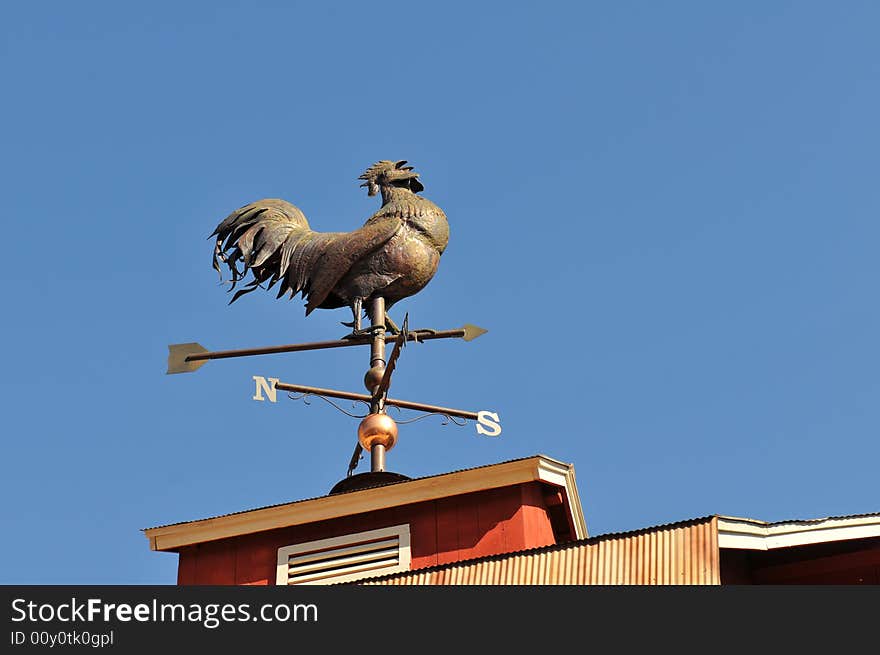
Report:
461,324,488,342
166,343,210,374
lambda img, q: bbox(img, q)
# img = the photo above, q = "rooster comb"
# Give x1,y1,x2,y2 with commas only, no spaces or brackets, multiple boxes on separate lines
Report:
358,160,423,195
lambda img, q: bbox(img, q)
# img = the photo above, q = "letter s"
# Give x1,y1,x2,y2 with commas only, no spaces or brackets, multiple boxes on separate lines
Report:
476,411,502,437
11,598,26,621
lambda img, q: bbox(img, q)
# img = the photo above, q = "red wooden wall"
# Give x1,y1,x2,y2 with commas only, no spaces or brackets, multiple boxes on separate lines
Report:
177,481,561,585
720,536,880,584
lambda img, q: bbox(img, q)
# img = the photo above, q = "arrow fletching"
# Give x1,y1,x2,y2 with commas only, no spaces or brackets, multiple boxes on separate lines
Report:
166,343,210,374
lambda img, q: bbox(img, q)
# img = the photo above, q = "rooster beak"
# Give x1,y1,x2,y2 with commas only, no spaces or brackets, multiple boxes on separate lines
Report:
368,182,379,196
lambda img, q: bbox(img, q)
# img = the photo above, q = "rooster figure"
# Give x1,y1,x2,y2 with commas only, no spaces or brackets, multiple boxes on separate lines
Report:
211,160,449,335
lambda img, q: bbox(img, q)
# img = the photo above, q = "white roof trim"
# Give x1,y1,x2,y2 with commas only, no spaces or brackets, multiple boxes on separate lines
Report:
543,457,588,540
145,454,587,551
718,514,880,550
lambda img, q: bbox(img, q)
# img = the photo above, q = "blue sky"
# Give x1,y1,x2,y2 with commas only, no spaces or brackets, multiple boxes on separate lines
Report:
1,2,877,584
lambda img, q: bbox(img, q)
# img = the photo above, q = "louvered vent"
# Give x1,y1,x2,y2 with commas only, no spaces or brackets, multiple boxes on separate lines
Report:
276,524,411,585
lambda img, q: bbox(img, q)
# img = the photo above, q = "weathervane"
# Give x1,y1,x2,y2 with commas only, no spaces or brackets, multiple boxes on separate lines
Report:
167,160,501,490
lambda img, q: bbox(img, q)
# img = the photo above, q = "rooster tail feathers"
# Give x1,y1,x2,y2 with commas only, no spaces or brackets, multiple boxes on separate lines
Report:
212,198,316,303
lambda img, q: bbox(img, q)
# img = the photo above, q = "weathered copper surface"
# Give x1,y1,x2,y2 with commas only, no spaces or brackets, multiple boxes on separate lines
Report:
357,413,399,452
165,326,485,374
373,315,408,404
211,160,449,331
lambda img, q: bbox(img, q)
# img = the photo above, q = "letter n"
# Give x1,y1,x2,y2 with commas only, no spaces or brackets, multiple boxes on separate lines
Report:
252,376,280,402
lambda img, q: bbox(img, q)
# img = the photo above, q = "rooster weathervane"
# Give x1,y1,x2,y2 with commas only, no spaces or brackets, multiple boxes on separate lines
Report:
168,160,500,490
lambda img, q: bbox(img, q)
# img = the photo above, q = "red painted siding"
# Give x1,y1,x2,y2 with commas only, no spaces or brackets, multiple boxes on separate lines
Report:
192,540,236,585
176,548,196,585
177,481,562,585
721,536,880,585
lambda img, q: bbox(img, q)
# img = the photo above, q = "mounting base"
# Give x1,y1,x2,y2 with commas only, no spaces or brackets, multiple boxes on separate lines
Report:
329,471,411,495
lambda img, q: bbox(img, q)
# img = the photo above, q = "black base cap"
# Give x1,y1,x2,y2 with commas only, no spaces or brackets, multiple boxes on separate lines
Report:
329,471,411,495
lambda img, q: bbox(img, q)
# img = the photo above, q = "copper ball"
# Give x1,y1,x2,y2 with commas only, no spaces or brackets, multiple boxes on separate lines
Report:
364,365,386,391
357,413,398,451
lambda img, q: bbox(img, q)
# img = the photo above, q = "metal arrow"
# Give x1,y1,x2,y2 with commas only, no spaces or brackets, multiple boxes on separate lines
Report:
166,324,488,375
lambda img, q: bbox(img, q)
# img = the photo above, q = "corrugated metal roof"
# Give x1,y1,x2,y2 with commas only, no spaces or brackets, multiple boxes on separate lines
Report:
355,516,720,585
143,454,566,531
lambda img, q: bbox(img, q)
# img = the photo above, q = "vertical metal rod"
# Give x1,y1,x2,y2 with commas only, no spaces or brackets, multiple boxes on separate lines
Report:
368,297,387,472
369,297,387,374
371,444,386,473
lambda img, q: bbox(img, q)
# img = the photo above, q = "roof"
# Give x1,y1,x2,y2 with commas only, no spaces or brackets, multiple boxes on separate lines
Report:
352,512,880,585
143,454,588,552
717,512,880,550
355,516,721,585
144,455,540,531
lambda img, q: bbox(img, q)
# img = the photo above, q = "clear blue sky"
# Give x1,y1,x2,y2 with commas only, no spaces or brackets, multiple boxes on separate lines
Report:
1,2,877,584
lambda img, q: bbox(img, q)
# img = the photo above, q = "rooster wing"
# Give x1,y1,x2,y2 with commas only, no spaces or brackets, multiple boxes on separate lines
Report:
211,198,402,313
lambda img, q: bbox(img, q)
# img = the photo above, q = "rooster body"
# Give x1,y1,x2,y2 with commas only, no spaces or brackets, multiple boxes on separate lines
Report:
211,161,448,330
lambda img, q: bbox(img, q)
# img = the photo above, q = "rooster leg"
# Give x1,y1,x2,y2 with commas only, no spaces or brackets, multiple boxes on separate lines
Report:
340,298,363,329
341,298,384,339
353,297,363,332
